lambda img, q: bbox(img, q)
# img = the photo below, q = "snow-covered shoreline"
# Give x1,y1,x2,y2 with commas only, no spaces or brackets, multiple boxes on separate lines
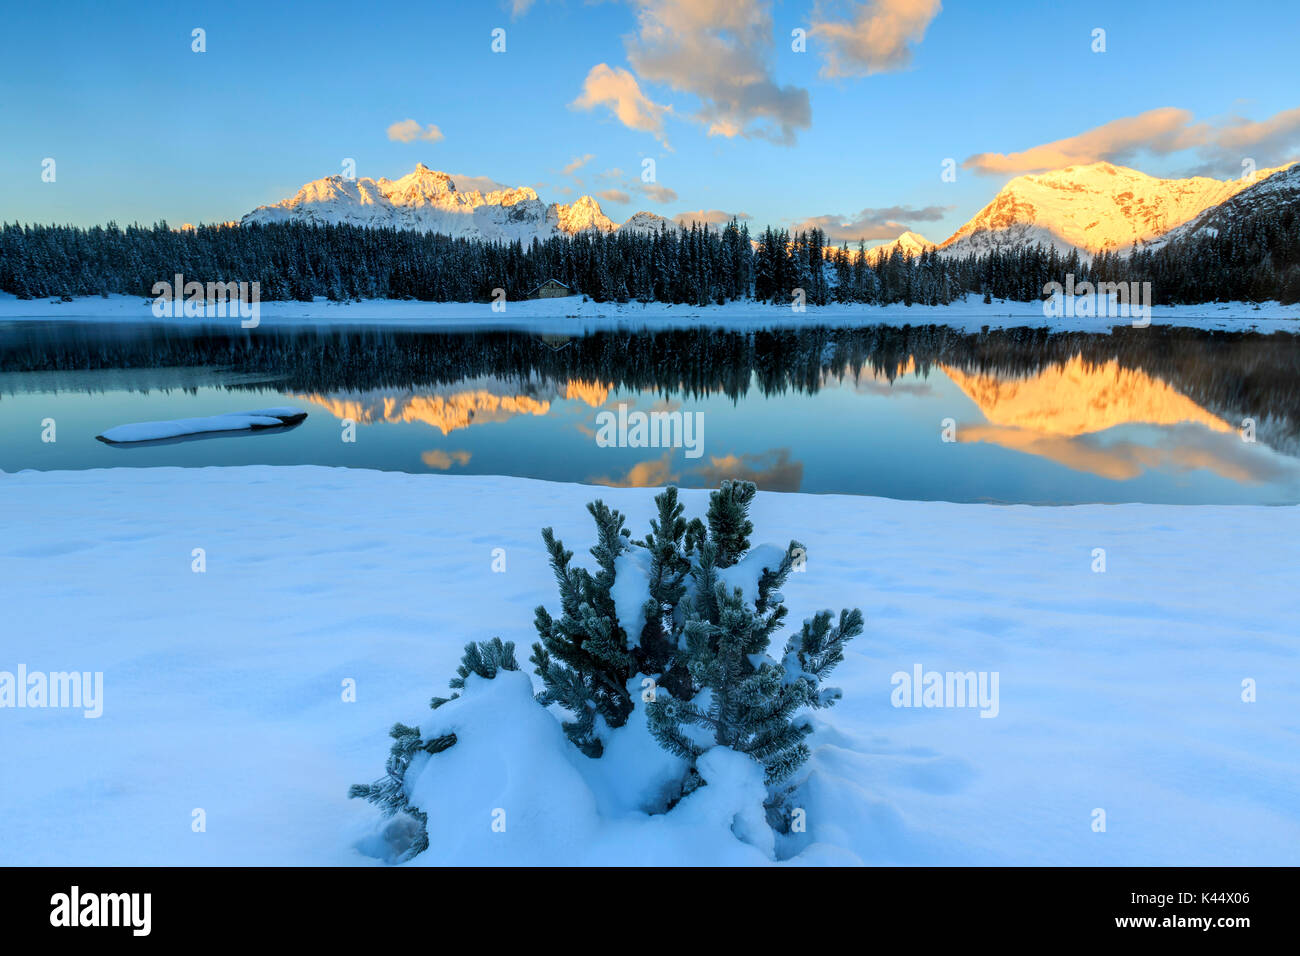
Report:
1,466,1296,865
1,292,1297,335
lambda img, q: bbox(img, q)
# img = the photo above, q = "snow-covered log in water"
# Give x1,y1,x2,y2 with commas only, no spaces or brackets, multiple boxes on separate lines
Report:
96,408,307,443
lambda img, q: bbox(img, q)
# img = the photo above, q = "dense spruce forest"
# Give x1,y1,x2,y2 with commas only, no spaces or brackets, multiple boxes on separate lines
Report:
1,203,1298,305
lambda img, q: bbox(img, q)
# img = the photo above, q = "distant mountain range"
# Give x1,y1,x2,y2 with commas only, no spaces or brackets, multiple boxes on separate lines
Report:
243,159,1298,258
243,163,630,242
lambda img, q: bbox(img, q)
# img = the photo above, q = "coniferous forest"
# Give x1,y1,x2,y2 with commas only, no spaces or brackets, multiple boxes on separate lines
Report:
2,202,1298,306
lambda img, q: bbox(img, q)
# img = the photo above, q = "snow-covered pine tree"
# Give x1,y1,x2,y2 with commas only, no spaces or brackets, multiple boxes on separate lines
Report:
705,478,756,567
346,722,452,861
630,486,694,673
348,637,518,861
531,501,636,756
430,636,520,709
645,482,865,784
648,587,863,783
781,608,866,709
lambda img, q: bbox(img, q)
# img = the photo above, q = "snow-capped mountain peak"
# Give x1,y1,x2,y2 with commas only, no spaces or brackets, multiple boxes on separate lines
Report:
555,195,617,234
376,164,494,207
864,230,936,262
1144,162,1300,250
617,211,678,235
243,165,615,242
938,161,1292,257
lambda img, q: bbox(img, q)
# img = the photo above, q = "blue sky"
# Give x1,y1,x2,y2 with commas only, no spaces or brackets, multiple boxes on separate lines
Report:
2,0,1298,245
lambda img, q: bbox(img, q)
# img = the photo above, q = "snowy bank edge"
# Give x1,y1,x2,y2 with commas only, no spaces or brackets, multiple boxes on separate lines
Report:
1,293,1298,335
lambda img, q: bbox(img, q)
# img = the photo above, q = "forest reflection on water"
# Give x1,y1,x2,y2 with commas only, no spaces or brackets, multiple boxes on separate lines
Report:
1,321,1298,504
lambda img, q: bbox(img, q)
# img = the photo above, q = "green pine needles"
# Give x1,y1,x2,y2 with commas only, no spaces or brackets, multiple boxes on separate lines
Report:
533,479,864,783
647,597,864,784
431,635,520,709
630,485,700,683
349,637,518,861
531,501,637,757
704,479,755,567
355,481,864,861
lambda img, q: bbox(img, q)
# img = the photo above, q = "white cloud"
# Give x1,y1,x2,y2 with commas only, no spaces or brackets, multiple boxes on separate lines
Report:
791,204,947,241
641,183,678,203
964,108,1203,175
387,119,445,143
562,154,596,175
623,0,810,144
810,0,942,78
673,209,751,227
1214,106,1300,152
597,188,632,203
1198,106,1300,174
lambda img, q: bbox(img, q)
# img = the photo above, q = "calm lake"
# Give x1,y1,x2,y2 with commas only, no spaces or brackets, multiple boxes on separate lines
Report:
2,320,1298,504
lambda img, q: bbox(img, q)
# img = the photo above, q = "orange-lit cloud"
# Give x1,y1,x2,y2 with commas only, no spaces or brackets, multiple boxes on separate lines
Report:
1191,106,1300,175
562,154,596,175
387,119,444,143
792,204,947,241
624,0,811,145
963,108,1204,175
811,0,942,78
641,183,678,203
963,105,1300,177
572,64,672,145
1215,106,1300,152
673,209,751,227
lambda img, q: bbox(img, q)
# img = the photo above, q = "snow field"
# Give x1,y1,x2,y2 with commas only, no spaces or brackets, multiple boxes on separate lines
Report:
0,466,1296,865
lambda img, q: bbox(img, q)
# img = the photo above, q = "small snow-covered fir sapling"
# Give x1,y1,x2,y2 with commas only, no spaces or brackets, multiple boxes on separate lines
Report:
353,482,863,860
645,539,864,784
348,637,518,861
704,478,755,567
628,485,703,690
530,501,637,757
532,479,864,785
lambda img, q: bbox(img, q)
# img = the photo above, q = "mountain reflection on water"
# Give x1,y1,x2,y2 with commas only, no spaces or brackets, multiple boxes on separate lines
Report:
1,322,1297,503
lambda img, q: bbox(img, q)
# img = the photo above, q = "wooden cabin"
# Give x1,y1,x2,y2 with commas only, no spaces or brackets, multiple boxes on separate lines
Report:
526,278,573,299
